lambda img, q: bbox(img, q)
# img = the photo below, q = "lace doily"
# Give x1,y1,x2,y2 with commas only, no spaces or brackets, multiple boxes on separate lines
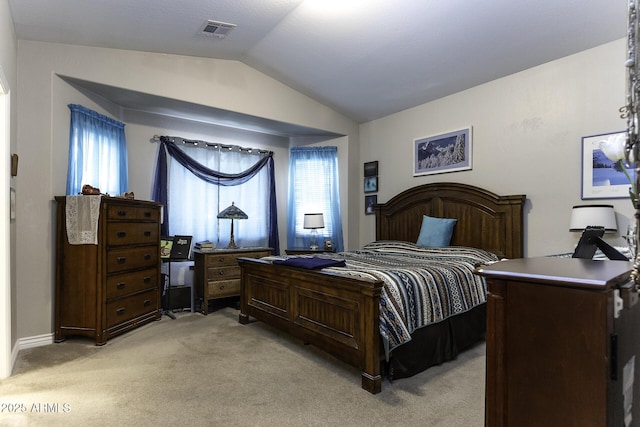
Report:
65,195,102,245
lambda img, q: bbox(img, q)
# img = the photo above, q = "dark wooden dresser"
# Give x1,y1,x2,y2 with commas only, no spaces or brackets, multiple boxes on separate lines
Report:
476,257,640,427
54,196,162,345
194,247,271,314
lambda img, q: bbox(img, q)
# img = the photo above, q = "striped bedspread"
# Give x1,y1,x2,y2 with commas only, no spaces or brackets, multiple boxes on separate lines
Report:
276,241,500,351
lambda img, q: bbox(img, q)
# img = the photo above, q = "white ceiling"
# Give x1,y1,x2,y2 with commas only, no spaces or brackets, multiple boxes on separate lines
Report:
8,0,627,125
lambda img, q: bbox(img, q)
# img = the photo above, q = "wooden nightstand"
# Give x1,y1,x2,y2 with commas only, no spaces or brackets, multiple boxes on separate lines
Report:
193,247,271,314
285,248,335,255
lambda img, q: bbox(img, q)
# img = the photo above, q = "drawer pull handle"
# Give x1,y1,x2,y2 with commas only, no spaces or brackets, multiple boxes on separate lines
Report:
117,257,126,264
117,231,126,238
218,257,225,263
144,253,151,260
116,308,125,315
116,282,126,290
144,212,151,218
143,299,151,307
117,210,127,216
144,231,151,237
143,276,151,283
219,271,225,276
219,285,225,290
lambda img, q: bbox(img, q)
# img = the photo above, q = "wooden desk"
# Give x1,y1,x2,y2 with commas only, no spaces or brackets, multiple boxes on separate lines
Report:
476,257,640,427
193,247,271,314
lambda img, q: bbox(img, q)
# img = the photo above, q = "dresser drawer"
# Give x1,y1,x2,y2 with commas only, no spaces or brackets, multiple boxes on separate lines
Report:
107,246,159,273
207,265,240,281
106,268,158,300
106,289,158,328
207,278,240,297
205,253,242,267
106,204,159,221
106,222,159,246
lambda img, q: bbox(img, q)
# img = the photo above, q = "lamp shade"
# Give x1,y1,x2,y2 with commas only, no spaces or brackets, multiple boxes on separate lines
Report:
569,204,617,232
303,213,324,229
217,202,248,220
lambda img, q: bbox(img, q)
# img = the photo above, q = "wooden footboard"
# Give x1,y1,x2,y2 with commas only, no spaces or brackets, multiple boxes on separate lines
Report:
238,257,384,394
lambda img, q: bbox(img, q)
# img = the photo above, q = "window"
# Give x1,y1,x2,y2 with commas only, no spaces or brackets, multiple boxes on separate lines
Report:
66,104,128,195
152,137,279,253
287,146,343,251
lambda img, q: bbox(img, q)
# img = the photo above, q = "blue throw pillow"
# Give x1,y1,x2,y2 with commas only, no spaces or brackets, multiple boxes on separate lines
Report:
416,215,457,247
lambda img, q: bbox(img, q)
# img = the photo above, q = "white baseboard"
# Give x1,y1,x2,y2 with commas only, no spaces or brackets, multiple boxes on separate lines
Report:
17,333,54,351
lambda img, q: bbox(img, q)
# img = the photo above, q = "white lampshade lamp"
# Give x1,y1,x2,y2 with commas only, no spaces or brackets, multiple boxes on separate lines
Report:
303,213,324,250
569,204,617,232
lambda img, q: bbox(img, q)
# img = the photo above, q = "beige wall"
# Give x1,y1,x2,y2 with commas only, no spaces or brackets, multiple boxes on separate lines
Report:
15,40,359,340
1,0,18,360
359,39,629,257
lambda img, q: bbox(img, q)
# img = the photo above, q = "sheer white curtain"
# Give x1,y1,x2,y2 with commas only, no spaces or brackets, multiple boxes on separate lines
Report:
168,144,270,248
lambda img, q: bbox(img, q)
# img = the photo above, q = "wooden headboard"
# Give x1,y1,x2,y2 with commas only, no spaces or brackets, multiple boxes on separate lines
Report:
374,182,526,259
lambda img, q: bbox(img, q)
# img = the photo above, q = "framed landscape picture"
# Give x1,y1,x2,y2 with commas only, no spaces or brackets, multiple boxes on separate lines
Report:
581,131,634,199
364,176,378,193
413,127,472,176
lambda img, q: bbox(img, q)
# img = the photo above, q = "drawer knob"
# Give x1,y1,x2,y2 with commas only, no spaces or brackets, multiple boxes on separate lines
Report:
116,308,125,315
143,299,151,307
117,210,127,216
144,212,151,218
219,285,225,290
144,254,151,260
219,270,225,276
117,282,126,290
143,276,151,283
218,257,225,263
117,257,126,264
144,231,151,237
117,231,126,238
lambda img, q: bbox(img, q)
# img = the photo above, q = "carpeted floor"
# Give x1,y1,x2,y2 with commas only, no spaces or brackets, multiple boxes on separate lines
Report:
0,308,485,426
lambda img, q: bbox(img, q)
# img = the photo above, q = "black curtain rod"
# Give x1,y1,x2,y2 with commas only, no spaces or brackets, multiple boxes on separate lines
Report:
152,135,272,155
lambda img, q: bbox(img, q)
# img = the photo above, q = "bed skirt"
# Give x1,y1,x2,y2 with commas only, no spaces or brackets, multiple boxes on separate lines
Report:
387,303,486,380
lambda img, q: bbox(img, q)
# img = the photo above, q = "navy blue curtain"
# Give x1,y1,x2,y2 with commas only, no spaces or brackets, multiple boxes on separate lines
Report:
152,136,279,254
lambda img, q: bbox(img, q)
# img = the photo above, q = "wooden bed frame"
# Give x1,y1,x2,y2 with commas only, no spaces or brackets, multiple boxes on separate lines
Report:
238,182,525,393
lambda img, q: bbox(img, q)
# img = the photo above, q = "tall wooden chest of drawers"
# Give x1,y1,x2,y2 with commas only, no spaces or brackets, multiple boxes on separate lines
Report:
54,196,162,345
194,248,271,314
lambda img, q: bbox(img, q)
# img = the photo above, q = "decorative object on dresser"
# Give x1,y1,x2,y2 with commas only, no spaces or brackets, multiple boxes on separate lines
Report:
193,247,271,315
303,213,324,250
476,257,640,427
238,182,525,394
54,196,162,345
217,202,248,249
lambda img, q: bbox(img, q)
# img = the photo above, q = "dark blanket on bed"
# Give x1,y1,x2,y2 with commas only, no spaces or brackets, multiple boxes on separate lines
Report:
272,256,346,269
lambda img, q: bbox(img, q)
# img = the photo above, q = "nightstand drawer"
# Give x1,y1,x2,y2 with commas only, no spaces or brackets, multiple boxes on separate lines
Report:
205,254,242,267
207,279,240,297
207,265,240,281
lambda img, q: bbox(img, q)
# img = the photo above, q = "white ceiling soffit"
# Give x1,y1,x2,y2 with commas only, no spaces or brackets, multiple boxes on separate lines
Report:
60,76,343,138
9,0,627,123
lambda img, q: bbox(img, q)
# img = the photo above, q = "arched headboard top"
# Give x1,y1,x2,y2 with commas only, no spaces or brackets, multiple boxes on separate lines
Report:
374,182,526,259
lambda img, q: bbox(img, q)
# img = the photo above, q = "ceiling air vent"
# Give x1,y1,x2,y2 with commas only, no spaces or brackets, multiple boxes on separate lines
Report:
201,20,236,39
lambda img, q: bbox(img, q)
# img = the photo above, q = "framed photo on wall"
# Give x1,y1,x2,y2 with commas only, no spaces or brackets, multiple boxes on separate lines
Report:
413,127,472,176
364,176,378,193
364,161,378,177
365,195,377,215
581,131,634,199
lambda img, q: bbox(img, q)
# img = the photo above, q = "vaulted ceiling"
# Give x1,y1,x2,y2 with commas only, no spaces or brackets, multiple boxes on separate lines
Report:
9,0,626,125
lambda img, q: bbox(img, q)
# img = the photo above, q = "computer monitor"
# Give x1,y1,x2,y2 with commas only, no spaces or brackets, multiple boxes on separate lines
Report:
572,226,628,261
